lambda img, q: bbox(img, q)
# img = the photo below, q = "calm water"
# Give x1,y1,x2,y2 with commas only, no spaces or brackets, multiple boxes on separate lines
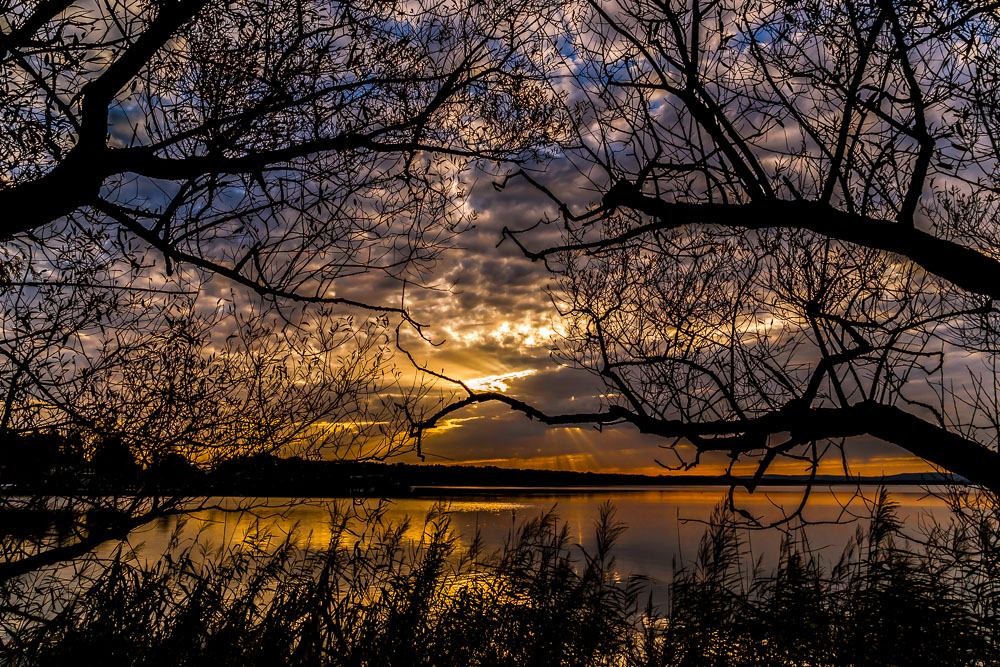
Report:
123,485,958,602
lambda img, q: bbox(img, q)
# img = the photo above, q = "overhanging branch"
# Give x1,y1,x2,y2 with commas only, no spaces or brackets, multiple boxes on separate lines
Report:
506,184,1000,303
413,396,1000,493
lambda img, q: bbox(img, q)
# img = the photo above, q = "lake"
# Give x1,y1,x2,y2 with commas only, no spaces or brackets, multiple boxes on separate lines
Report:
126,485,959,603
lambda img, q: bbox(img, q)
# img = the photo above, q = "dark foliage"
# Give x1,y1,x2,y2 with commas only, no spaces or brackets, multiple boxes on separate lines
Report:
646,492,996,666
3,492,999,666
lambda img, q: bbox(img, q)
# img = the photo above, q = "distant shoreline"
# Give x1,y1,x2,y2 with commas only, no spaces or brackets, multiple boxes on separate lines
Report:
3,453,966,496
405,479,964,498
408,480,957,495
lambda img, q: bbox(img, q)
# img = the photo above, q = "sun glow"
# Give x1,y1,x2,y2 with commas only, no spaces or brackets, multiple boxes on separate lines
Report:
465,369,538,392
439,319,564,350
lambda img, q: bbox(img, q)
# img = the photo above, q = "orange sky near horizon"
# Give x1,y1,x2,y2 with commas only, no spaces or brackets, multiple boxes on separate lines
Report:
369,164,944,480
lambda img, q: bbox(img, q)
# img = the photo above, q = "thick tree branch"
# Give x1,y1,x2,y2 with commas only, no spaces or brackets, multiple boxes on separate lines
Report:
414,397,1000,492
510,192,1000,301
0,0,211,241
0,500,184,584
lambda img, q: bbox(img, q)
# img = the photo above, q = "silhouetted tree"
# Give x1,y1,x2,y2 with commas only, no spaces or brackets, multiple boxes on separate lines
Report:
0,0,564,580
90,435,138,486
417,1,1000,503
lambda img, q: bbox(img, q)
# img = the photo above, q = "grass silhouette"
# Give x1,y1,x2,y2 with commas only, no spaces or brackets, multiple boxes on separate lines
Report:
3,491,999,665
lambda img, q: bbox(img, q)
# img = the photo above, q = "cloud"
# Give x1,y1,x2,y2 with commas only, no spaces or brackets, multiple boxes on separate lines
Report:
386,166,933,476
465,369,539,392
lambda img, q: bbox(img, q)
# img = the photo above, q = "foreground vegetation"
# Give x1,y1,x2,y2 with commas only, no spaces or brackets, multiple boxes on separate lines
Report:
2,491,999,666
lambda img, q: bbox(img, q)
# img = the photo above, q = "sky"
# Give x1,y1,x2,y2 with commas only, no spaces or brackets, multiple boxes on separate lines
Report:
46,0,954,480
378,165,933,478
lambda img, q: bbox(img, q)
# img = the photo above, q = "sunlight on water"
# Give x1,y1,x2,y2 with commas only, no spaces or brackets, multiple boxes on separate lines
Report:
78,487,950,602
114,485,961,603
435,501,535,512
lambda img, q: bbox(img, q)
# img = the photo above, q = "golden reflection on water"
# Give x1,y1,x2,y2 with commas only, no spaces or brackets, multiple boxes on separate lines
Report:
436,501,535,512
118,485,961,594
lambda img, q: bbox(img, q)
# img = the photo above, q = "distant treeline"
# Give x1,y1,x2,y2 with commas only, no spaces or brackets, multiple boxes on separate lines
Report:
0,431,963,496
0,430,184,493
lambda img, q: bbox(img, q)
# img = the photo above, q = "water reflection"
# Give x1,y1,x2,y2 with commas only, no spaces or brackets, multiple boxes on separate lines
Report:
123,485,957,602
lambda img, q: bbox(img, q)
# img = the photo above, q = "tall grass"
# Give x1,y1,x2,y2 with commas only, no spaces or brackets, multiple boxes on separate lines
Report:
4,491,1000,666
644,491,997,666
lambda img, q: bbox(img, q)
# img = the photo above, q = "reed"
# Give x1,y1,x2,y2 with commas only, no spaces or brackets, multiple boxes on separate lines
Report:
3,492,999,666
